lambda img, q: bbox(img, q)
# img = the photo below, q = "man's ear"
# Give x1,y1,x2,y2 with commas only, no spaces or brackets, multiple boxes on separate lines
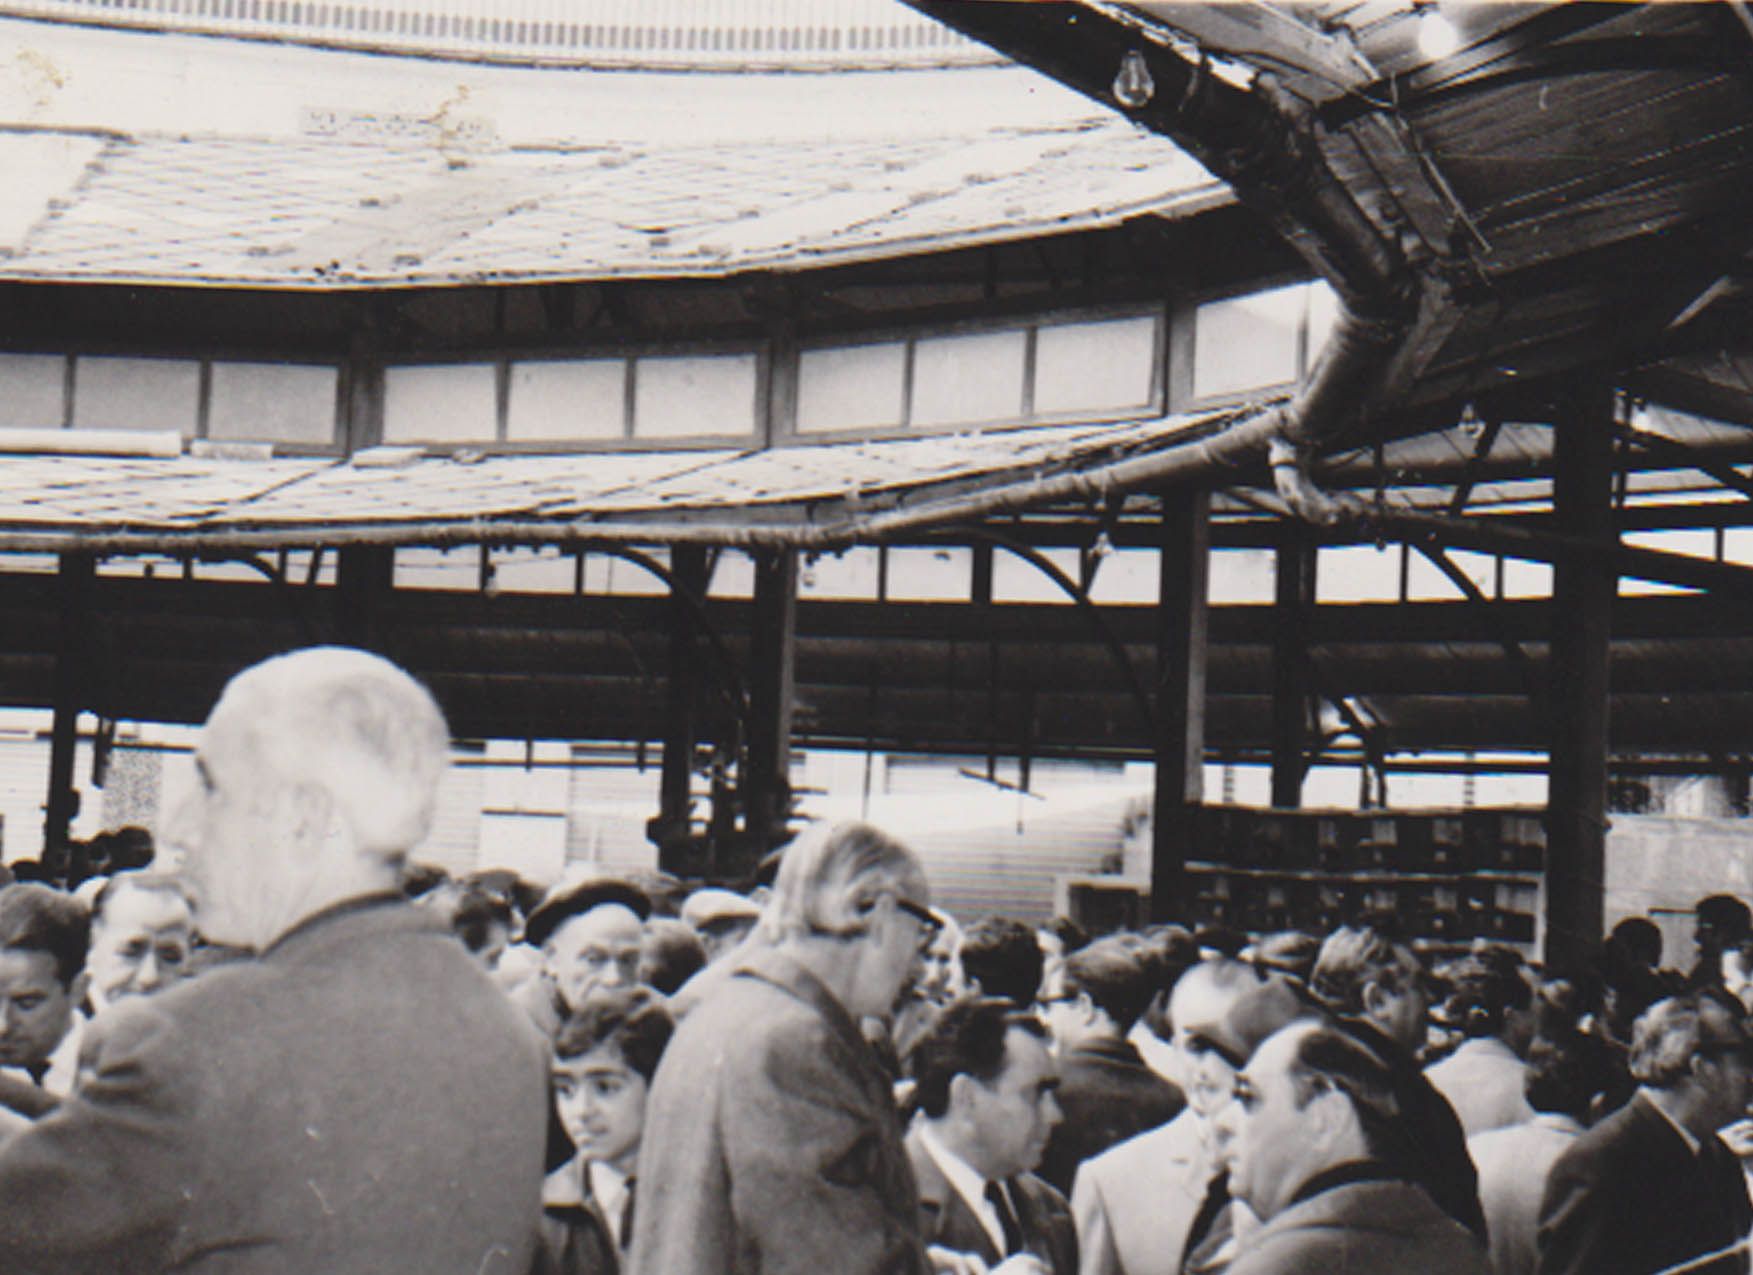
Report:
69,970,90,1010
1361,981,1390,1023
946,1070,979,1116
1306,1082,1352,1142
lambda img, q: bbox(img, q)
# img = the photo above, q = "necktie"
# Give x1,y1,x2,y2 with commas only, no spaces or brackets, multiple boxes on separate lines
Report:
984,1178,1025,1256
619,1176,636,1250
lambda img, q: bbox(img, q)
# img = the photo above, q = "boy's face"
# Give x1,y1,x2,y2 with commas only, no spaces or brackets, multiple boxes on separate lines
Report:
553,1043,648,1172
0,949,77,1069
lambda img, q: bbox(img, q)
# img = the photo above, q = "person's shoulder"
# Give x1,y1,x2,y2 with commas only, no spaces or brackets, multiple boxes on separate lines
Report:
1082,1107,1195,1180
1238,1183,1480,1275
95,955,271,1041
1556,1097,1656,1170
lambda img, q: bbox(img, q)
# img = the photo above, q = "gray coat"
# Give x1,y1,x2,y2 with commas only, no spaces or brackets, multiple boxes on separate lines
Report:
628,948,930,1275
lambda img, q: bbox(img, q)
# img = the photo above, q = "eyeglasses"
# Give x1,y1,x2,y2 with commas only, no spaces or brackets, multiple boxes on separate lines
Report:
894,896,940,935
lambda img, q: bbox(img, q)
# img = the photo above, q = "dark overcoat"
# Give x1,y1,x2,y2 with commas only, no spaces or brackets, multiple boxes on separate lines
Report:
0,894,551,1275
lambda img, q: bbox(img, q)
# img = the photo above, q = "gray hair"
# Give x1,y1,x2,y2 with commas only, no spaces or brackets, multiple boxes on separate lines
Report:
1629,994,1747,1089
214,646,450,861
760,820,926,943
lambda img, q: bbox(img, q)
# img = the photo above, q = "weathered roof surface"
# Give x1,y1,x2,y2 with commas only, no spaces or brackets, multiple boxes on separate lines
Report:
1,0,1002,72
0,14,1226,287
0,119,1221,287
0,409,1239,550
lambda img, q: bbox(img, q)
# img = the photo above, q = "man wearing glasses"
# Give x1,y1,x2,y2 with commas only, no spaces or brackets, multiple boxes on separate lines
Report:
628,819,944,1275
1537,994,1753,1275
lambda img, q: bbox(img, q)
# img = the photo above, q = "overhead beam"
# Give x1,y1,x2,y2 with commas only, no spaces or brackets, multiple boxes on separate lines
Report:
897,0,1404,306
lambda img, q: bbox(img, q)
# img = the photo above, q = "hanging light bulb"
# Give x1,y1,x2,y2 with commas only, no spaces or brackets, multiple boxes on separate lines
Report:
1458,400,1484,439
1416,5,1460,60
1112,49,1155,109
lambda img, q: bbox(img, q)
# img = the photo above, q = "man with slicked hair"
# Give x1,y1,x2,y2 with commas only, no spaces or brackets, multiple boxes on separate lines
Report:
1537,994,1753,1275
0,646,550,1275
1036,935,1184,1193
629,820,939,1275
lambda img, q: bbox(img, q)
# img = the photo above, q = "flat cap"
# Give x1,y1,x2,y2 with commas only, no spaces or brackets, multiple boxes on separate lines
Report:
524,877,652,948
681,887,761,930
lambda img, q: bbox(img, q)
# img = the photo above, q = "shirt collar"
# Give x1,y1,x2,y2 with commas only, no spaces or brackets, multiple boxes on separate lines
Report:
919,1123,1008,1255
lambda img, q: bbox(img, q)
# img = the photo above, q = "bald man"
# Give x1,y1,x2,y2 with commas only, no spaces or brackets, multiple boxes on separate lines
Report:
0,646,549,1275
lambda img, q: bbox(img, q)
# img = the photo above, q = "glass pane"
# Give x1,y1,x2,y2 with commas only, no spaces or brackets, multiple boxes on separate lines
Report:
383,364,498,443
1207,548,1276,604
797,342,906,434
633,353,758,439
911,329,1026,427
885,546,972,602
1317,544,1405,603
507,359,626,441
208,362,337,445
993,547,1080,604
73,356,200,434
1192,283,1307,400
0,353,66,428
1034,316,1159,416
800,547,882,600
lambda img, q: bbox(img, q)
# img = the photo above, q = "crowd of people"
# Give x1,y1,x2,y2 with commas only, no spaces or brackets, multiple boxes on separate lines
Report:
0,644,1750,1275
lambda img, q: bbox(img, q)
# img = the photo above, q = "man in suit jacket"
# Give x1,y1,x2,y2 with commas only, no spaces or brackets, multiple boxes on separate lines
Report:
0,646,551,1275
905,996,1075,1275
1037,936,1184,1192
1311,924,1486,1239
1072,962,1310,1275
1538,994,1753,1275
627,821,938,1275
1223,1020,1487,1275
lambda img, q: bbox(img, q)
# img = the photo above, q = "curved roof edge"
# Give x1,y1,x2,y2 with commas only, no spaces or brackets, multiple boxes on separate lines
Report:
0,0,1003,72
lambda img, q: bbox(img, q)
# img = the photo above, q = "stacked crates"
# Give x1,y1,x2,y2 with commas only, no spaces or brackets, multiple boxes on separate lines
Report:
1183,806,1543,947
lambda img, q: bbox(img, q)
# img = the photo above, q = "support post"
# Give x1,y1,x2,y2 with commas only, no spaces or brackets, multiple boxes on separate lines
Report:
741,549,798,876
1545,384,1616,968
1152,492,1209,923
1271,532,1317,807
651,545,710,877
335,545,394,651
45,552,95,866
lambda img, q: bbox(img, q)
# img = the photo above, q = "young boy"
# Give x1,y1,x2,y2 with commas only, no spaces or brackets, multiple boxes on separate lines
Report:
536,986,674,1275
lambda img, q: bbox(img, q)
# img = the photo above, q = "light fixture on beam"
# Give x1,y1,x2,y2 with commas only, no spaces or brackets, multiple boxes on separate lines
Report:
1416,4,1460,60
1112,49,1155,109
